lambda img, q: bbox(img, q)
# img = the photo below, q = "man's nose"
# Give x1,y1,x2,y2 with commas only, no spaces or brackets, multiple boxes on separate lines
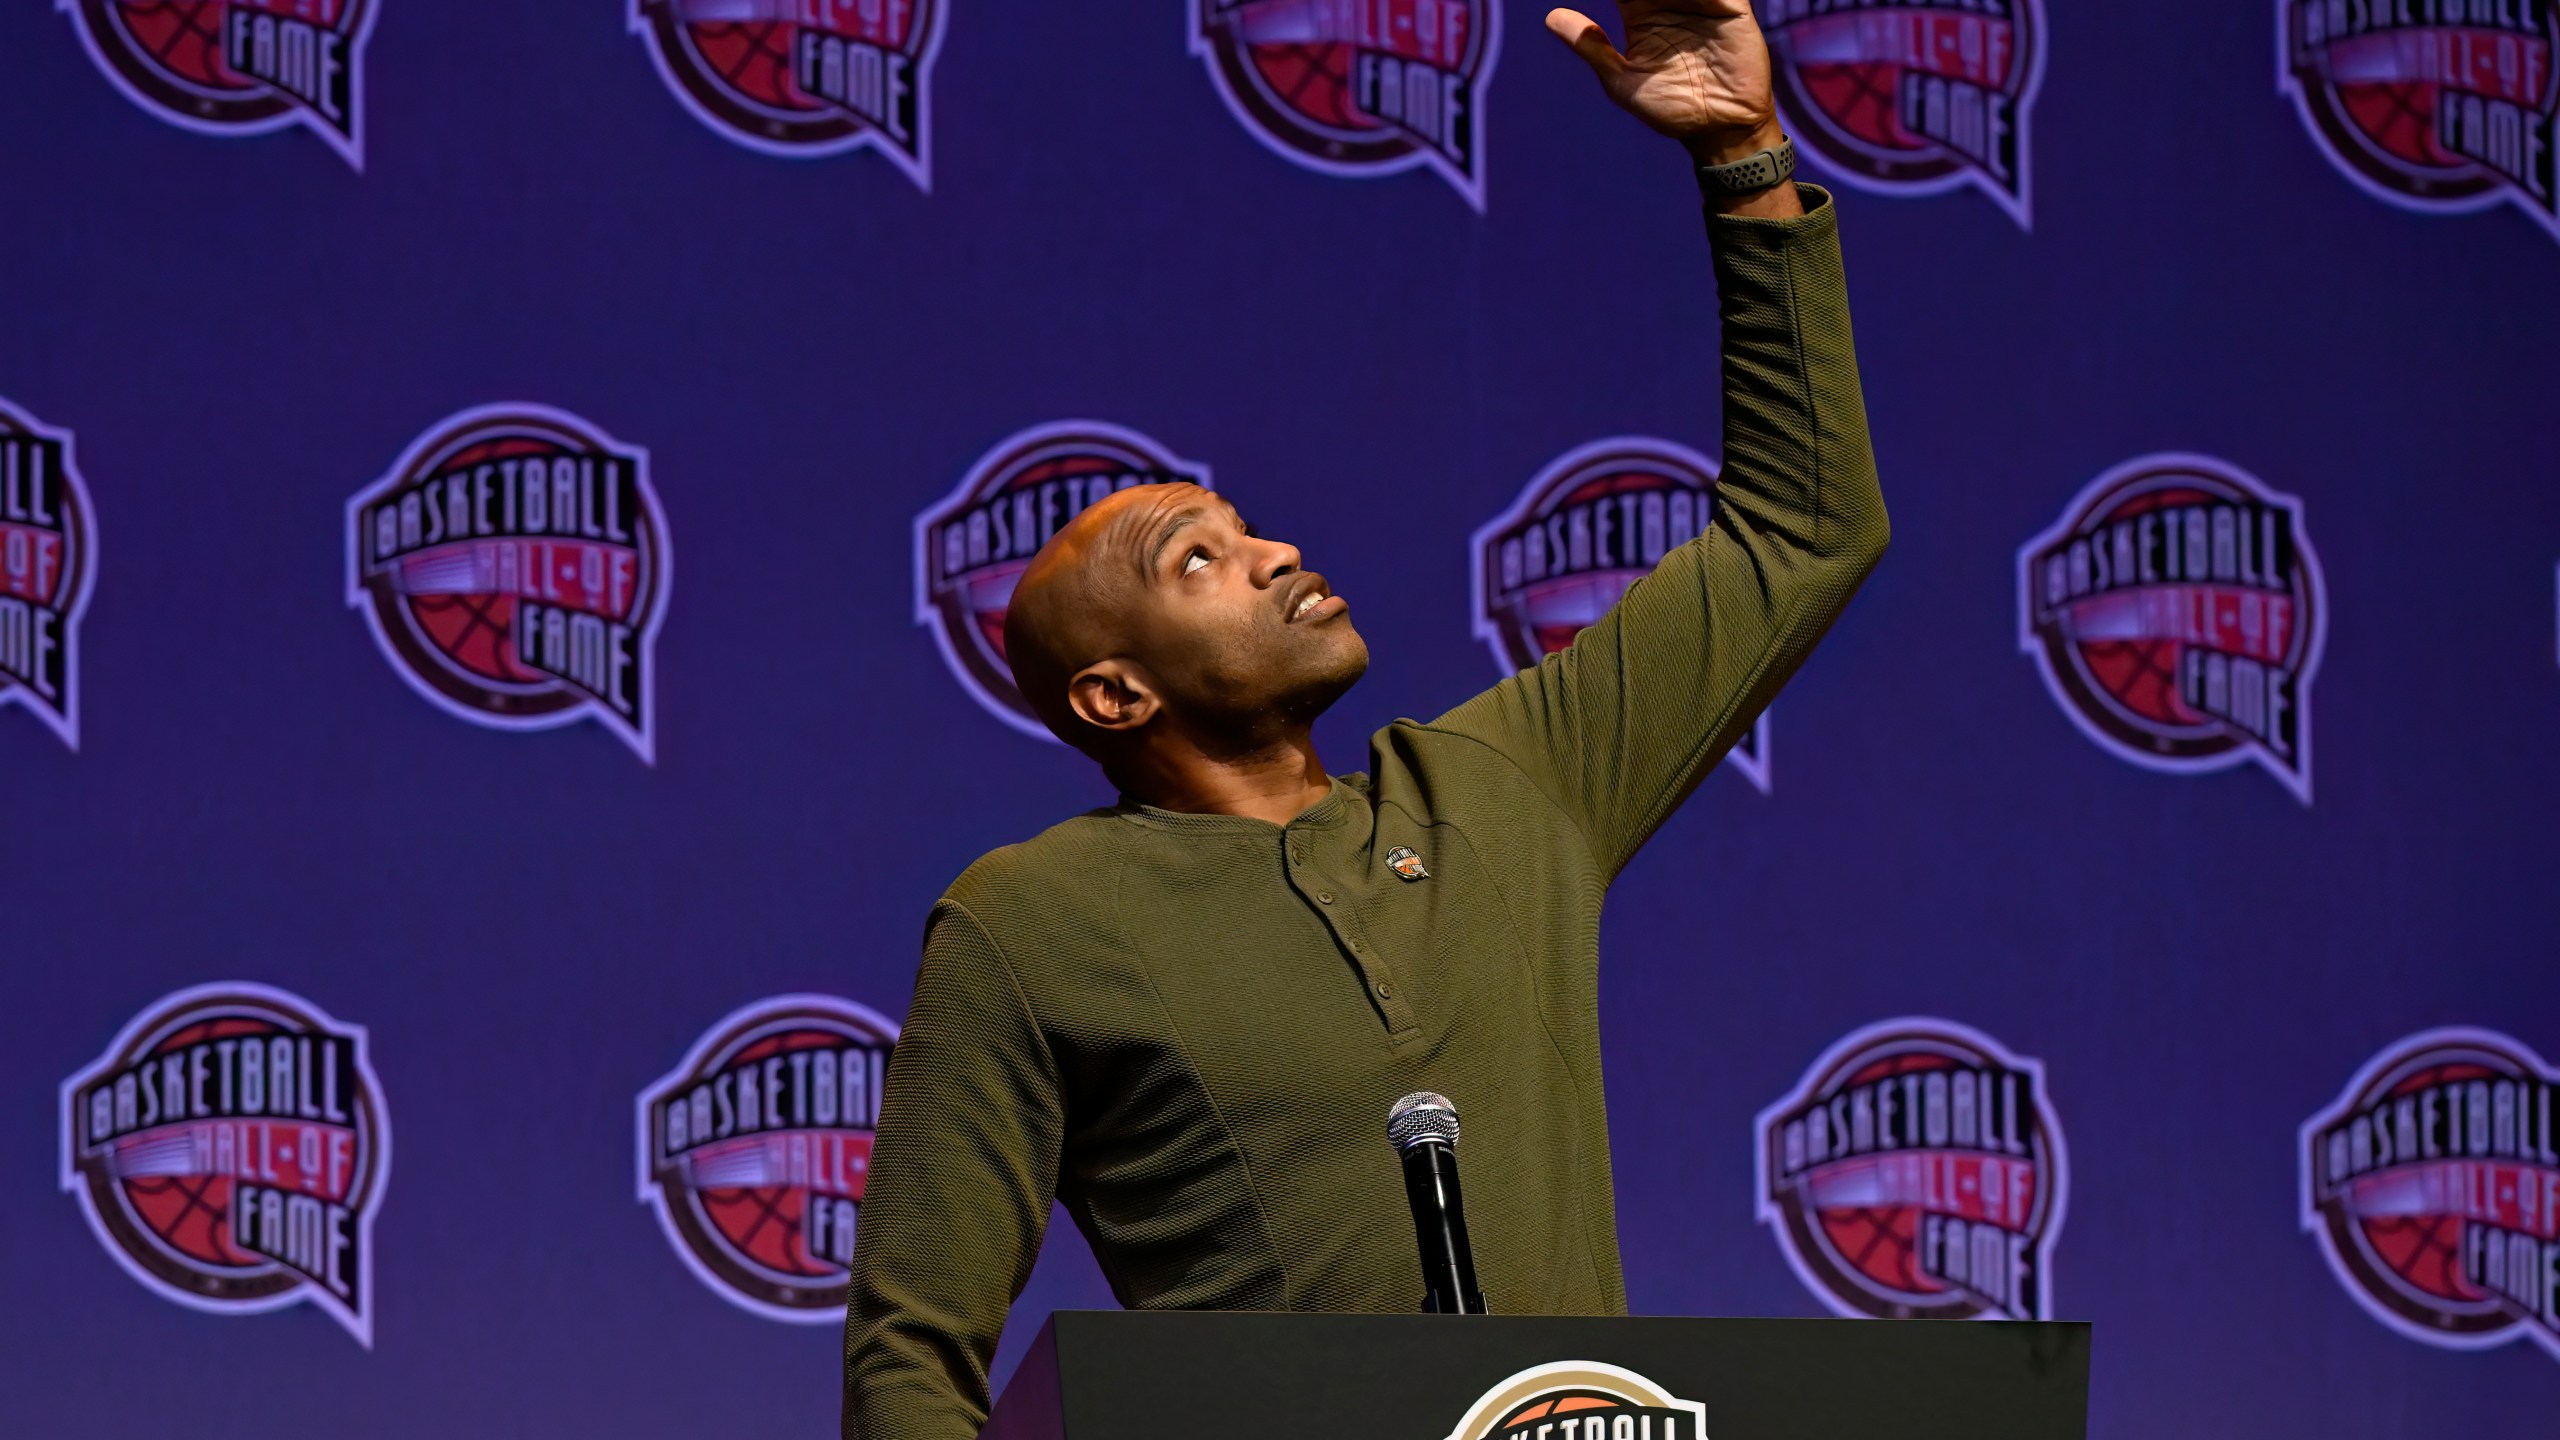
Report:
1251,536,1302,586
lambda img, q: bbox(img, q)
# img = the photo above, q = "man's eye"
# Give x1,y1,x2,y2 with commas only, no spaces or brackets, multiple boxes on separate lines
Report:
1182,550,1209,576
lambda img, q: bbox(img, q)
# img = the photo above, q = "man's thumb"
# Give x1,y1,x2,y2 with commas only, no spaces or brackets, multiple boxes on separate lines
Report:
1543,8,1625,78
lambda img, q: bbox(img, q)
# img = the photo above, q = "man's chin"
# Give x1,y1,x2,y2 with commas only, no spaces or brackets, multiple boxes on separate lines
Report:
1279,642,1370,724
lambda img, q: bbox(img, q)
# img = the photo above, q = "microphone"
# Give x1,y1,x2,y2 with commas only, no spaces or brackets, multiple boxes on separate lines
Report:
1387,1091,1488,1315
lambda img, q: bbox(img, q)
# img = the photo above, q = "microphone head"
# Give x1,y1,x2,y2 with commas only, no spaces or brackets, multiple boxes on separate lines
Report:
1387,1091,1461,1152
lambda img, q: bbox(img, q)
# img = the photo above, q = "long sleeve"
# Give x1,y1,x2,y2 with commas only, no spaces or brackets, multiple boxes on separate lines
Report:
1429,185,1888,877
842,900,1065,1440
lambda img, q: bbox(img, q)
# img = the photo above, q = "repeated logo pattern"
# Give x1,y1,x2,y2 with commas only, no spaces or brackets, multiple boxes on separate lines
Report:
636,995,898,1322
628,0,944,185
59,983,390,1346
1757,1018,2067,1322
0,397,98,751
1189,0,1501,209
2018,453,2327,804
345,404,672,762
59,0,377,167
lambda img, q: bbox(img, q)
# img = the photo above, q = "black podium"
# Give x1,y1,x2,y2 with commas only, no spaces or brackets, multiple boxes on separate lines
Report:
982,1311,2088,1440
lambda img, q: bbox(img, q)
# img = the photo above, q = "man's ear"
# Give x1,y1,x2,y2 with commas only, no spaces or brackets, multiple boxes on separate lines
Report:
1068,659,1158,734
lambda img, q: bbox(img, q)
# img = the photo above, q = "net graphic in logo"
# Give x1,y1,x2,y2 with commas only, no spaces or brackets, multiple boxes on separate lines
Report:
0,397,98,751
2017,453,2327,804
1472,437,1769,792
346,404,671,763
1188,0,1502,210
59,0,378,168
636,994,898,1322
59,983,390,1346
1756,1018,2067,1322
629,0,945,187
916,421,1213,741
1762,0,2045,225
2279,0,2559,240
2301,1027,2560,1361
1439,1361,1708,1440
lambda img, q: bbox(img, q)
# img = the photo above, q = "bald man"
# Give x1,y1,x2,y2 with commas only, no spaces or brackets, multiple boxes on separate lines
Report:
844,4,1889,1435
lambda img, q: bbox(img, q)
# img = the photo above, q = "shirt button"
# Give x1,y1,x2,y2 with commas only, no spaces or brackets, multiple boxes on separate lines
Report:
1316,890,1334,904
1375,982,1395,1000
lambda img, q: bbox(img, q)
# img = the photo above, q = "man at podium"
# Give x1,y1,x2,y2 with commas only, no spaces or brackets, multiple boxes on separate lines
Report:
845,3,1890,1434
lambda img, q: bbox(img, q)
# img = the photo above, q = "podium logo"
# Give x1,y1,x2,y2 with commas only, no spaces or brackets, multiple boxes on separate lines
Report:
0,397,98,751
628,0,945,186
346,404,671,763
636,995,898,1322
1471,437,1768,792
2279,0,2560,241
59,983,390,1346
2017,453,2326,804
1762,0,2046,225
1756,1019,2067,1322
1442,1360,1707,1440
1187,0,1502,210
2300,1027,2560,1361
915,421,1213,740
59,0,378,168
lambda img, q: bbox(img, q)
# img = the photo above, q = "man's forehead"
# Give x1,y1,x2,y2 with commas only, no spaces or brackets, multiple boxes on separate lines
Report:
1095,483,1234,559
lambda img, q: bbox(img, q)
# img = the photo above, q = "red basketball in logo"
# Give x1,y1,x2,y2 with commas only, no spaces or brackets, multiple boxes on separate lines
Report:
61,0,378,166
628,0,945,186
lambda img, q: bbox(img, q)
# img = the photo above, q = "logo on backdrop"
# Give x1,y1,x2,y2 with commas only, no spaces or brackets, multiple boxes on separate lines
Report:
2017,453,2327,804
346,404,671,763
1472,437,1769,792
59,983,389,1346
0,398,98,751
1756,1018,2067,1322
1188,0,1502,210
59,0,377,168
637,995,898,1322
629,0,944,185
916,421,1214,741
1439,1361,1707,1440
2301,1028,2560,1361
1761,0,2045,225
2279,0,2560,240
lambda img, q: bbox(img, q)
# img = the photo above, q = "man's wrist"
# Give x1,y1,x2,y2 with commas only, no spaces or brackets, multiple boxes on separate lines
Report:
1681,119,1787,169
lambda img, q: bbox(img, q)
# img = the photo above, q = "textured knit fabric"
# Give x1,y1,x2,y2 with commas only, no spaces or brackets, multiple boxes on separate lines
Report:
842,185,1886,1440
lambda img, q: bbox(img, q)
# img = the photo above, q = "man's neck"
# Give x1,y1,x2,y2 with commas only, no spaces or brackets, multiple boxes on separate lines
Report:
1115,731,1334,827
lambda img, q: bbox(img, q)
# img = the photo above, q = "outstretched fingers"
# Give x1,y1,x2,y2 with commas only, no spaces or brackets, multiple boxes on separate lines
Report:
1543,8,1627,80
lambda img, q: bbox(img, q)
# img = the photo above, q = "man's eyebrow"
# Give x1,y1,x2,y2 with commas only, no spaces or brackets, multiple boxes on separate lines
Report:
1143,505,1207,579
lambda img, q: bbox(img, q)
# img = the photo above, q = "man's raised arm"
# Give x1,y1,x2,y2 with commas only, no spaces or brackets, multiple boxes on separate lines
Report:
1429,0,1890,877
842,900,1065,1439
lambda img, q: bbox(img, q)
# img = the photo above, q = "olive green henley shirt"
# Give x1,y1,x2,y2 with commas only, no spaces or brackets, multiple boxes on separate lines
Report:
844,185,1887,1439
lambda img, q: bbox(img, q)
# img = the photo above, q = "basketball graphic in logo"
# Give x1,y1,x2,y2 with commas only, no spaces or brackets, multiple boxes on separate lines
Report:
1188,0,1503,209
628,0,945,186
345,404,672,762
59,983,391,1346
2017,453,2326,804
59,0,379,167
636,995,898,1321
1440,1360,1707,1440
915,421,1214,740
1762,0,2045,225
2279,0,2559,240
0,396,98,751
2301,1028,2560,1361
1756,1018,2067,1322
1472,437,1769,793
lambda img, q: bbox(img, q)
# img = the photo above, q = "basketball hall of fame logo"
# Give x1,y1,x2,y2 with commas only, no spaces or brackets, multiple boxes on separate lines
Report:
2279,0,2559,240
636,995,898,1321
1188,0,1502,210
915,421,1214,741
1756,1019,2067,1322
2301,1028,2560,1361
59,0,378,168
0,397,99,751
346,404,671,763
1439,1361,1708,1440
1761,0,2046,225
2018,453,2326,804
629,0,945,186
1472,438,1769,793
60,983,390,1346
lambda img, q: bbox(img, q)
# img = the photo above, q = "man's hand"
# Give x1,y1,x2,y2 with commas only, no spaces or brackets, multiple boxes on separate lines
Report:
1544,1,1803,216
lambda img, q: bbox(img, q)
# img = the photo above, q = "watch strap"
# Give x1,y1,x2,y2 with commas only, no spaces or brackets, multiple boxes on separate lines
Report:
1697,136,1797,196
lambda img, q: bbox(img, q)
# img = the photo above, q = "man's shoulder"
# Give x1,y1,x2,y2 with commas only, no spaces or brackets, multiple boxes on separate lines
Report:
935,808,1132,941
